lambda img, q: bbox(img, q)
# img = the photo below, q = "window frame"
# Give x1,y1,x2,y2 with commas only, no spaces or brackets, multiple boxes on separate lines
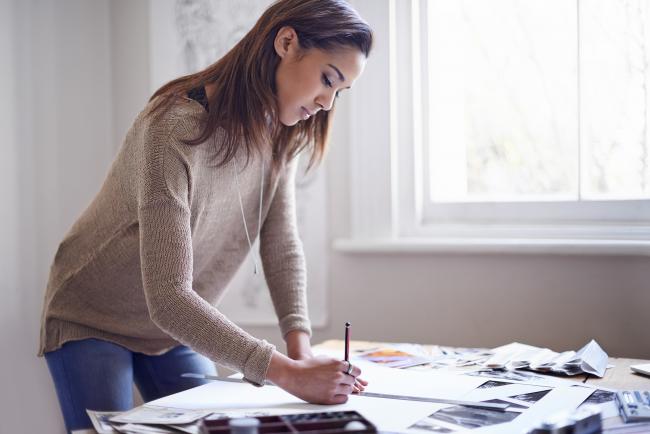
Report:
342,0,650,253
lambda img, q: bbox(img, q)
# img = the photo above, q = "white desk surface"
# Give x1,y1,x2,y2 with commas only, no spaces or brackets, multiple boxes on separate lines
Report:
75,339,650,433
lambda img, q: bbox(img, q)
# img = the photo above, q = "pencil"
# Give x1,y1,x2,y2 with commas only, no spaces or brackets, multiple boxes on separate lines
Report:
344,321,351,361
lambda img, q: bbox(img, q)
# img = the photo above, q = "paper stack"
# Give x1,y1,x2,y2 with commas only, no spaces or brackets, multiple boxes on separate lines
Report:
483,340,609,377
87,407,216,434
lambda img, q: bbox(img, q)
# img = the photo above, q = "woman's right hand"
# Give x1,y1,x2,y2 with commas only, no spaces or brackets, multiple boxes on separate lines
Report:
266,352,362,404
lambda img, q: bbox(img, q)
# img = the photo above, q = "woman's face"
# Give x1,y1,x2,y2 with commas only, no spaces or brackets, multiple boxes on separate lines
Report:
274,27,367,126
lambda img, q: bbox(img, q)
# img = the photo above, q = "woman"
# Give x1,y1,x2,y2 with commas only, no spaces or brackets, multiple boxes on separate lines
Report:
38,0,373,431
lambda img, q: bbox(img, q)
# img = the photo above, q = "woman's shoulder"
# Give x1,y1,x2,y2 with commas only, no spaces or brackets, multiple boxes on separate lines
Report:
138,94,205,133
122,94,207,158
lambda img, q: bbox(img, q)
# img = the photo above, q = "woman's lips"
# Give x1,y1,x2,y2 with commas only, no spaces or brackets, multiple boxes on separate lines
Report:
301,106,311,120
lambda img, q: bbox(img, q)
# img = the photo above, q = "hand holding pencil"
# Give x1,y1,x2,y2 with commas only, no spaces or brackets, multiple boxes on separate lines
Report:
345,322,369,394
266,322,367,404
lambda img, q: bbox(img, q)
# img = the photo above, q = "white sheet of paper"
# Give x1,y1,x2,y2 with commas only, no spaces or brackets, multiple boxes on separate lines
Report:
577,339,608,377
350,357,488,399
147,381,305,411
344,395,448,431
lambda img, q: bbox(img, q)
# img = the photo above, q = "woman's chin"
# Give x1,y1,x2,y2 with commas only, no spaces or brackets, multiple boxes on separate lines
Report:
278,113,300,127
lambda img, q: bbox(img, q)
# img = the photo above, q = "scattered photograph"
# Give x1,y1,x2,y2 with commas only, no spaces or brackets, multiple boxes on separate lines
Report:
110,406,214,425
427,405,520,429
508,389,551,404
358,348,430,368
86,410,124,434
552,365,585,376
409,420,457,433
467,369,545,382
205,411,271,421
580,389,616,405
477,380,511,389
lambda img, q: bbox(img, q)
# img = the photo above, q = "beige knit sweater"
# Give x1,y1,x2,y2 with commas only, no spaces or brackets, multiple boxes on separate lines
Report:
38,95,311,385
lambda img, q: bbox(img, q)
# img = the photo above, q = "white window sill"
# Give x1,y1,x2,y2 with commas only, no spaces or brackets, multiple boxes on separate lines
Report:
333,237,650,256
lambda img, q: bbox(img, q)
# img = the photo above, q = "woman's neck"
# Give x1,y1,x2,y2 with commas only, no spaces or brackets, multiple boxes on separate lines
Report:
205,82,217,100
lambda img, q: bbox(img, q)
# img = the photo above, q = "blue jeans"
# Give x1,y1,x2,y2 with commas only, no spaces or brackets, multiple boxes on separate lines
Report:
45,338,217,433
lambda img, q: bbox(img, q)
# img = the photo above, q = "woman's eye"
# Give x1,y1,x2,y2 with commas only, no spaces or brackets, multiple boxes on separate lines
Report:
323,74,341,98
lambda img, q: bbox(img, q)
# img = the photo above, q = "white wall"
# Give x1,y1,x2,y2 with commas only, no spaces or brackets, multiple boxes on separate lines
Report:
0,1,148,432
1,1,648,433
111,0,151,148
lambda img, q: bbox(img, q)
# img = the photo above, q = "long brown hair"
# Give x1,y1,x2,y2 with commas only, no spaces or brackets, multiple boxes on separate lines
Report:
149,0,373,173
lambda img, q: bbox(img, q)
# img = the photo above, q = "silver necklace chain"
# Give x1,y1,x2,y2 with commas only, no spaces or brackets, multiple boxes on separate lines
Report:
232,156,264,274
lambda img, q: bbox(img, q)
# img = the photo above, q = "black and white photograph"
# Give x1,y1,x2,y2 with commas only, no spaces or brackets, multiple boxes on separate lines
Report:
508,389,551,404
426,405,521,430
467,369,546,383
476,380,512,389
409,420,457,433
580,389,616,405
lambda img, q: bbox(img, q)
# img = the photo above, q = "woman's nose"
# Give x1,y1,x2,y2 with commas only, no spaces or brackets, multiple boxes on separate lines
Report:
316,91,336,112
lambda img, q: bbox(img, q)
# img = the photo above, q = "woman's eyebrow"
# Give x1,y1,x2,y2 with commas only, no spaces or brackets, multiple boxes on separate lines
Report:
327,63,345,82
326,63,351,90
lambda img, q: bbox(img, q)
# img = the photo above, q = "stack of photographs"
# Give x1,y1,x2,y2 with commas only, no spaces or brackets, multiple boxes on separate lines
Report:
482,340,608,377
86,407,272,434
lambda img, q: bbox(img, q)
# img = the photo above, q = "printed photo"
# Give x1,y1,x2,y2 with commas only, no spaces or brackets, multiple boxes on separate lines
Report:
467,369,545,382
580,389,616,405
358,348,430,368
477,380,511,389
508,389,551,404
409,420,457,433
427,405,520,429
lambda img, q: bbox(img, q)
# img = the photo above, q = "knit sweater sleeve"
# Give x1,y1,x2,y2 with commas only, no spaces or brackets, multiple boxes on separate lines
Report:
136,119,275,385
260,158,312,338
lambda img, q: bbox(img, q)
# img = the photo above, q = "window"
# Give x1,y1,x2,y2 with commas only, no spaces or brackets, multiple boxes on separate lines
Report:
421,0,650,222
340,0,650,252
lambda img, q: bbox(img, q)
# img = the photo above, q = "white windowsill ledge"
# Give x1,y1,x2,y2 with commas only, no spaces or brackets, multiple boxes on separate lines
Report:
333,238,650,256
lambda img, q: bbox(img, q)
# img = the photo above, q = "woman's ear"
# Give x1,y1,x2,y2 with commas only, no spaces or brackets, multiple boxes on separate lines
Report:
274,26,298,59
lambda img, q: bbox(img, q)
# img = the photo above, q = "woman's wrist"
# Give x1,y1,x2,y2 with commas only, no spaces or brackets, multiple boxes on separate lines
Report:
266,351,296,388
285,330,313,360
